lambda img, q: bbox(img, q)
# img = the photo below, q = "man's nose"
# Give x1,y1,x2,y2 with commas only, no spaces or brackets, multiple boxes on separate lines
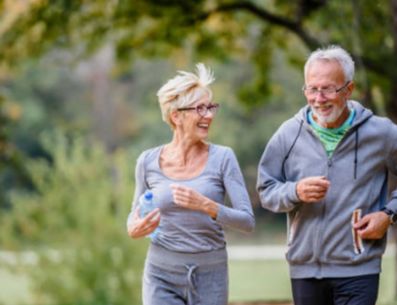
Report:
314,90,328,102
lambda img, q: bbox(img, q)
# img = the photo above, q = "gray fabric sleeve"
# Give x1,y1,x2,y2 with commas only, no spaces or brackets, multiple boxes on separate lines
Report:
127,152,148,226
256,129,301,213
215,148,255,233
385,121,397,212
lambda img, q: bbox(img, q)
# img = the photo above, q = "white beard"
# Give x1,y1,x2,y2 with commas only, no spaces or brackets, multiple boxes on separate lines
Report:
312,104,346,126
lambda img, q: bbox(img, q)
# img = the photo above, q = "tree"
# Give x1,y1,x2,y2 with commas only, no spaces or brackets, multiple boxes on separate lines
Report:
1,0,397,299
0,1,396,119
0,93,32,208
1,131,147,305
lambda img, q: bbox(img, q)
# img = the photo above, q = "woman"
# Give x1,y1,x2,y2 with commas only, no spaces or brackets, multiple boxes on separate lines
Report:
127,63,255,305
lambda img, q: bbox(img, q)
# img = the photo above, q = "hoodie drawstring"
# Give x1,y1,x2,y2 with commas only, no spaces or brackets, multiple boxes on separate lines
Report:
354,128,359,179
282,119,360,180
282,120,304,179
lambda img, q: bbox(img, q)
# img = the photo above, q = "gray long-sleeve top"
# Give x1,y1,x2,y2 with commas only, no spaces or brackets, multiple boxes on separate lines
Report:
128,143,255,253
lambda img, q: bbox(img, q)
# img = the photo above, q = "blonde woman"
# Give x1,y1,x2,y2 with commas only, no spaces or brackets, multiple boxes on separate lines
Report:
127,63,255,305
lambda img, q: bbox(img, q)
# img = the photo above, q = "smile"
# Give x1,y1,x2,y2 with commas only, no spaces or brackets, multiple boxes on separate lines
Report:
314,104,333,113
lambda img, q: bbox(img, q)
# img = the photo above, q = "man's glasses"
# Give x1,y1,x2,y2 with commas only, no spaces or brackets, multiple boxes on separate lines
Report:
177,103,220,117
302,82,350,98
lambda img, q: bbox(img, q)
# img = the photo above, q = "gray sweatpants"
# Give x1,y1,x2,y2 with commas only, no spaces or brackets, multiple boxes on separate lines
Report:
143,243,228,305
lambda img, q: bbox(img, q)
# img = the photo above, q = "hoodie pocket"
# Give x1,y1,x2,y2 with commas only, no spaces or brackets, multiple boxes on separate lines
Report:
323,211,366,263
286,210,317,263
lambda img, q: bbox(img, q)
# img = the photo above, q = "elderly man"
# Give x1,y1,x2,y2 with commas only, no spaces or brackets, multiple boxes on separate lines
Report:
257,45,397,305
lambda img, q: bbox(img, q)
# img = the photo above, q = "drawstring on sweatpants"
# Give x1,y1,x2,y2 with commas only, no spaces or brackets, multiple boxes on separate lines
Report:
185,264,198,297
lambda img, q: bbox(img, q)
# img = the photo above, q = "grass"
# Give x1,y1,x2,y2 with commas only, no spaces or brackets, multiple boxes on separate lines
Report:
229,256,397,305
0,267,31,305
0,254,396,305
229,259,291,303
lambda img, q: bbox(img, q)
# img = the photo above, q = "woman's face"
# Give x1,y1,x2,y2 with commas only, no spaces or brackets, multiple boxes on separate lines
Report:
175,94,219,141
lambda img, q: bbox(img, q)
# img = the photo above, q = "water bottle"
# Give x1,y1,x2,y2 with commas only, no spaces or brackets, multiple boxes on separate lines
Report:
139,190,159,239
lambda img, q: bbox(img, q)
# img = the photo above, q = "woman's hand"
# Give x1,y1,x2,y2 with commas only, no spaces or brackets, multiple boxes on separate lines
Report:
171,184,219,219
127,207,160,239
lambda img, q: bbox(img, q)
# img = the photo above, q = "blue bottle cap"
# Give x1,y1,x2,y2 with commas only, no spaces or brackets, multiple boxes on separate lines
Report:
144,191,153,200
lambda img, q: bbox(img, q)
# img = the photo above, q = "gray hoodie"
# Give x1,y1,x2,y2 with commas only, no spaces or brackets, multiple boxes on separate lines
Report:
257,100,397,279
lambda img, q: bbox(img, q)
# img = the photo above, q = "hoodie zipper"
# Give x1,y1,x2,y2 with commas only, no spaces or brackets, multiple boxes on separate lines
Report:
310,125,359,266
304,126,329,267
292,102,371,273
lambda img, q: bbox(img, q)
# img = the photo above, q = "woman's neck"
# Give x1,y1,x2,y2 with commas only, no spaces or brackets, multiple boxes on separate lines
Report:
164,137,208,166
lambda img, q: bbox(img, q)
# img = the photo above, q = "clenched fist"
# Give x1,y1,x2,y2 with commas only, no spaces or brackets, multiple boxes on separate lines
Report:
296,176,330,203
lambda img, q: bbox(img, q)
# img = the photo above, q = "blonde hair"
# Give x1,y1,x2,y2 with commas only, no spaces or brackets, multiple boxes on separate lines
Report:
157,63,215,128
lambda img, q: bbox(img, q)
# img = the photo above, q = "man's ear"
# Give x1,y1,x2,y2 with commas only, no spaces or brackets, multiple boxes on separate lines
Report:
345,81,355,98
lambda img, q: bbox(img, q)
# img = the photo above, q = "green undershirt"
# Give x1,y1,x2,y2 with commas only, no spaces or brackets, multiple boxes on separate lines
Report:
308,109,355,157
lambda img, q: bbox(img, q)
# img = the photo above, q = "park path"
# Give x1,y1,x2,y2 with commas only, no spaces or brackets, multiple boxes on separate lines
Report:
0,243,393,264
227,243,395,260
228,245,286,260
229,302,293,305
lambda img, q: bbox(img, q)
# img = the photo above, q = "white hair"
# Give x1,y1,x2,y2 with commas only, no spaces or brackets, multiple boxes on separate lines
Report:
304,45,355,82
157,63,215,128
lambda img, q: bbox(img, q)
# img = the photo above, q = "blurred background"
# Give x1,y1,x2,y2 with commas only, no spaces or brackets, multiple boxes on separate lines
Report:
0,1,396,304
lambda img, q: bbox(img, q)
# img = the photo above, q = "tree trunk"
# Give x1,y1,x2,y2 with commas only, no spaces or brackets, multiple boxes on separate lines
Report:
389,0,397,297
389,0,397,123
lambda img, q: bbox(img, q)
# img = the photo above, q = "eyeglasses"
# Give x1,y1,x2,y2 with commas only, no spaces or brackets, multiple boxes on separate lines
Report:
177,103,220,117
302,82,350,98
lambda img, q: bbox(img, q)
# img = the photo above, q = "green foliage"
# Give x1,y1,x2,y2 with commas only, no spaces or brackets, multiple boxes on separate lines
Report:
30,239,146,305
3,61,88,143
2,1,397,121
237,29,273,109
1,131,147,305
0,59,94,205
0,93,32,208
1,0,397,120
0,94,12,205
0,1,397,302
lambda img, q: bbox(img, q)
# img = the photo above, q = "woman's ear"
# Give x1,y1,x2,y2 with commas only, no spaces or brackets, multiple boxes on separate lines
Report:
170,110,182,127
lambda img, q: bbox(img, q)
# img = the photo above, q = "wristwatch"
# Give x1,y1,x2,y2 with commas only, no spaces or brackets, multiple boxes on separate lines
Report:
381,207,397,225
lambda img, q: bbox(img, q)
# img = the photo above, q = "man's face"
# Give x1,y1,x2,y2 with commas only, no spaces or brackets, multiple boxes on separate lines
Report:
304,60,353,128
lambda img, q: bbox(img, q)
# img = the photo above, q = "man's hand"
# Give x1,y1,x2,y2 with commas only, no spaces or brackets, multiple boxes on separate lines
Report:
354,211,390,239
296,176,330,203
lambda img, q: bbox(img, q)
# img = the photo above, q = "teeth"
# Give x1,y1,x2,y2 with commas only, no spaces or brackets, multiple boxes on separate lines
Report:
198,124,209,128
315,105,332,110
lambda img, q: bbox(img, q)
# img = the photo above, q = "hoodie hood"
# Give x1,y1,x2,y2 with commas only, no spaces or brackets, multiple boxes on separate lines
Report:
286,100,373,180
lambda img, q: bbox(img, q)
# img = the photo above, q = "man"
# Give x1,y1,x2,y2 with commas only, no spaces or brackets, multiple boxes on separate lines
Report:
257,45,397,305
